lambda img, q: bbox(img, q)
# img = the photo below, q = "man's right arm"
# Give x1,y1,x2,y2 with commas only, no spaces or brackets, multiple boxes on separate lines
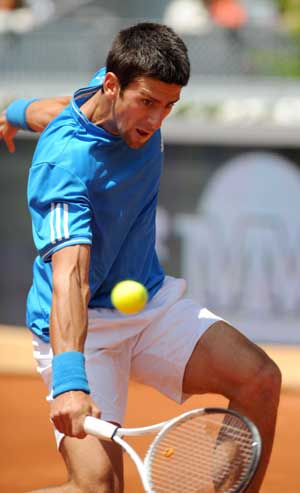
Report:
0,96,71,153
50,243,100,438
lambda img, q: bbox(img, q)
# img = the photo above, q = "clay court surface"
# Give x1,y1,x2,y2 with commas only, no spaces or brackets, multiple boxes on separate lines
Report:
1,326,300,493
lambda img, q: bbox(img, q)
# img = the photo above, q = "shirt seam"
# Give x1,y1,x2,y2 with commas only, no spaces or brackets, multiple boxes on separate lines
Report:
41,236,92,261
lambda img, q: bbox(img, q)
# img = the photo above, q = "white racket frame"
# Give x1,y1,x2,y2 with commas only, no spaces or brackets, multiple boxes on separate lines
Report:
84,407,261,493
84,413,173,492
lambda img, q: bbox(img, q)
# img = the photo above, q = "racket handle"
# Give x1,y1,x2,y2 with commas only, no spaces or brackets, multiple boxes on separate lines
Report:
84,416,118,441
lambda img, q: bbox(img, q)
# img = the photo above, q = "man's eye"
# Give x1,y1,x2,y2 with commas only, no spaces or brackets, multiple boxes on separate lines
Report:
143,99,153,106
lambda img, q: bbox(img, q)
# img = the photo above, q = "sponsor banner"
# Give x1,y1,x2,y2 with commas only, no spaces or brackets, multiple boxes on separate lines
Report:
158,151,300,343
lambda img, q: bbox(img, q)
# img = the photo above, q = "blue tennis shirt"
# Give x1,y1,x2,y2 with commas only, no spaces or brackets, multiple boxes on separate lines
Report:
26,68,165,342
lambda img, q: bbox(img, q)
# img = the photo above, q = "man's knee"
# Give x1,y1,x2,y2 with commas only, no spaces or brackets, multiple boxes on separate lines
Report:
81,472,115,493
226,336,282,406
70,467,118,493
60,436,123,493
248,353,282,402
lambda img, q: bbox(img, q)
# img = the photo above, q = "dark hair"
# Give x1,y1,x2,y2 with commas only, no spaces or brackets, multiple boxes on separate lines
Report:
106,22,190,90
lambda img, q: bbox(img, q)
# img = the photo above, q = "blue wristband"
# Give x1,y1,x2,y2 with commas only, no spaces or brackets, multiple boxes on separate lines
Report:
52,351,90,398
5,98,40,130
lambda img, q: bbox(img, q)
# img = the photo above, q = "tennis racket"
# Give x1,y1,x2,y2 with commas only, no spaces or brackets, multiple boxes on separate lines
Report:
84,407,261,493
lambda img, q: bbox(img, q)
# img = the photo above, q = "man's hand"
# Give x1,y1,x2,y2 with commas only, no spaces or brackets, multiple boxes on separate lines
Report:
0,112,18,153
50,390,101,438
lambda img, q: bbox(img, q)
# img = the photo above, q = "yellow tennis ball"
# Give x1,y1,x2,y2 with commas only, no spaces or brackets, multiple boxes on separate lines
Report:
111,280,148,315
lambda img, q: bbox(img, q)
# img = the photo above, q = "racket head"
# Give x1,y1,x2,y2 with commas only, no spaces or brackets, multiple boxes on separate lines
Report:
144,407,261,493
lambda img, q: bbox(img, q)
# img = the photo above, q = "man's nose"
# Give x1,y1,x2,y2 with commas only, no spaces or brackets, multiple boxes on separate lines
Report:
148,109,165,130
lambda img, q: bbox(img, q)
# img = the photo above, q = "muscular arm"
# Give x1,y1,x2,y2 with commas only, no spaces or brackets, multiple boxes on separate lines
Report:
51,243,90,353
26,96,71,132
0,96,71,152
50,243,100,437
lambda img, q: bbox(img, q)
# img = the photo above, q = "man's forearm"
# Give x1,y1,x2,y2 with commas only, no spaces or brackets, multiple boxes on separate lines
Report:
47,247,98,438
50,276,90,398
27,96,71,132
50,244,90,355
1,96,72,153
50,271,89,355
4,96,71,133
50,244,91,398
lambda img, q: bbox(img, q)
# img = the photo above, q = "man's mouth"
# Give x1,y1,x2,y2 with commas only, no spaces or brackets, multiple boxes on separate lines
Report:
136,128,150,137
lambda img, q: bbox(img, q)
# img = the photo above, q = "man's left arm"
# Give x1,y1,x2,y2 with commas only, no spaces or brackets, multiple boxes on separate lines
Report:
0,96,71,153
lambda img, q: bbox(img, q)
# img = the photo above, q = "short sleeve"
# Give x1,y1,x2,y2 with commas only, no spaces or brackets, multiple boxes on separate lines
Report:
28,162,92,262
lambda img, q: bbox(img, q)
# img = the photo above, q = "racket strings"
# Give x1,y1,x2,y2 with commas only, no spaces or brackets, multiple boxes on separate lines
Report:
146,412,257,493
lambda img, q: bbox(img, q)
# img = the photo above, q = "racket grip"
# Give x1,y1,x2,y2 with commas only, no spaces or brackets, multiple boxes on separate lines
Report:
84,416,119,441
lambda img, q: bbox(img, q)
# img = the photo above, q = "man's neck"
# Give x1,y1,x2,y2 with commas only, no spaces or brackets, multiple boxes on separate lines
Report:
80,90,119,135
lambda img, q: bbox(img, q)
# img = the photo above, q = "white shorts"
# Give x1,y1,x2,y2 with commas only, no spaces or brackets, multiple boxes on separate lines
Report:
32,276,223,446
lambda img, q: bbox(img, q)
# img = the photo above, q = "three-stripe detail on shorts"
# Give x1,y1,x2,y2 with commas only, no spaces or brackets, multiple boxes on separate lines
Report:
50,202,70,244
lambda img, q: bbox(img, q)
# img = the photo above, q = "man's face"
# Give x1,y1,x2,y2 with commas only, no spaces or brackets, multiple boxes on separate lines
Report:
107,75,182,149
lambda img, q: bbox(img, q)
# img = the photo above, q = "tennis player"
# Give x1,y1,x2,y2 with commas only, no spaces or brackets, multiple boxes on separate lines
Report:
1,22,281,493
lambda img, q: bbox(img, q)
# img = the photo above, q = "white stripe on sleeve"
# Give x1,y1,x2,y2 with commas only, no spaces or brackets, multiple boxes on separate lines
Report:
50,202,56,244
63,203,70,239
55,203,62,241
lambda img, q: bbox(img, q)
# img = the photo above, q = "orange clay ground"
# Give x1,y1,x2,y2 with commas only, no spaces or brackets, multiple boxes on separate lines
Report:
0,326,299,493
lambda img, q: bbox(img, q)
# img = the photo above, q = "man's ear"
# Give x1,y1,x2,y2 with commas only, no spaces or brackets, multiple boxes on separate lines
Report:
102,72,120,100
